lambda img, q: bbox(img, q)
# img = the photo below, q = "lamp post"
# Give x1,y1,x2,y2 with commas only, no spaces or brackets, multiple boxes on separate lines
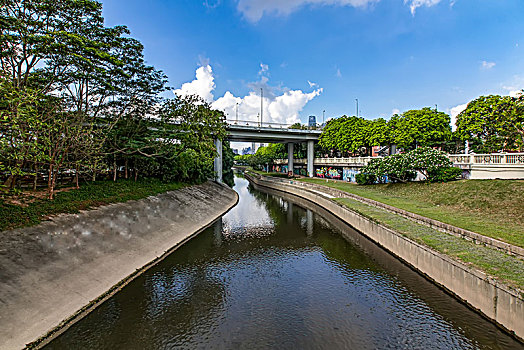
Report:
236,102,239,124
322,110,325,128
355,98,359,117
260,88,263,127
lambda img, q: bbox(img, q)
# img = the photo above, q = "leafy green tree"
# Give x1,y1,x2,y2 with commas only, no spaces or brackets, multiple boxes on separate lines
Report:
455,94,524,152
390,108,451,150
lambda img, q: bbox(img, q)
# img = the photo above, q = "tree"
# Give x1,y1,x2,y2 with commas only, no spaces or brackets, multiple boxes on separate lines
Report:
455,95,523,153
390,108,452,150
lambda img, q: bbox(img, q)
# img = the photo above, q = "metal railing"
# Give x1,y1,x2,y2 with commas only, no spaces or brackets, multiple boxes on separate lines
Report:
226,119,322,130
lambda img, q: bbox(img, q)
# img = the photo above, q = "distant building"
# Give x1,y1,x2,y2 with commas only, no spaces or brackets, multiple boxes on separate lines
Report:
308,115,316,128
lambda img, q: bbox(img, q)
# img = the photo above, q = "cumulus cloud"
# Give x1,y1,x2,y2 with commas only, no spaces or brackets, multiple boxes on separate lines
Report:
404,0,442,15
449,103,468,131
173,65,215,102
391,108,400,116
174,63,322,125
502,75,524,97
481,60,496,70
237,0,379,22
308,80,318,88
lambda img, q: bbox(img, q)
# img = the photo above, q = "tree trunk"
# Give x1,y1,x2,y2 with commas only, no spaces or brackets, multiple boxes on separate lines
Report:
125,158,128,179
75,165,79,189
113,155,117,182
47,165,54,200
33,164,38,191
134,169,138,182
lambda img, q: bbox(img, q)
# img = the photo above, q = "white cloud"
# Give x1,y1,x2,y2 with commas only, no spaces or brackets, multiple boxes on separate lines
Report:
404,0,442,15
173,65,215,102
480,60,496,70
449,103,468,131
237,0,379,22
175,63,323,125
335,68,342,78
259,63,269,74
391,108,400,116
502,75,524,97
308,80,318,88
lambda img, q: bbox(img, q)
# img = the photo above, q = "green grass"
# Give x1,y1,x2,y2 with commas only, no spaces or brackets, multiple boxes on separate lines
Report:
299,178,524,248
335,197,524,291
249,169,291,178
0,179,187,232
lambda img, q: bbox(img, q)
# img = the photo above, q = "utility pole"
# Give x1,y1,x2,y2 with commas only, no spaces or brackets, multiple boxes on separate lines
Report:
260,88,263,127
355,98,359,117
236,102,239,123
323,110,325,126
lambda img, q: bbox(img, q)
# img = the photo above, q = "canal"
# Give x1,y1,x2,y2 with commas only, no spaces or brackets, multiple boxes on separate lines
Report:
45,176,522,349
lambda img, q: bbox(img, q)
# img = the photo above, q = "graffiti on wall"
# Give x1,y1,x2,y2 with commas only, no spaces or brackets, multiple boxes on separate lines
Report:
315,167,342,179
343,168,359,183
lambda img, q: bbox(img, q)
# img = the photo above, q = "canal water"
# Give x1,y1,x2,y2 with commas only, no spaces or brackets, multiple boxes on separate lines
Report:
45,176,522,349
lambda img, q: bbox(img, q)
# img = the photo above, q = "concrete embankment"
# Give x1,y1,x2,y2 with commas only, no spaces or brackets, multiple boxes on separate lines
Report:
246,172,524,342
0,181,238,350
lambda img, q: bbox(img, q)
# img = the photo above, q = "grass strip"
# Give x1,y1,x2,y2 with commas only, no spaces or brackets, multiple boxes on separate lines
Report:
335,197,524,292
299,178,524,248
0,179,187,232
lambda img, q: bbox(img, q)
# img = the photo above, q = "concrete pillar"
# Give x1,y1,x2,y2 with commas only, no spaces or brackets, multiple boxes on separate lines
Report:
287,142,294,176
214,139,223,183
307,140,314,178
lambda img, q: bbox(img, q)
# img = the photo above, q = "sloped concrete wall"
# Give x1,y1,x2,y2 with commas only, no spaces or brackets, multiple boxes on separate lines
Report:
0,182,238,350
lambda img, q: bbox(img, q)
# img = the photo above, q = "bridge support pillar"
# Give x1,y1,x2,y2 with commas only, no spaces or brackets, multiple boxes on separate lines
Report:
307,140,314,177
287,142,294,176
214,139,223,183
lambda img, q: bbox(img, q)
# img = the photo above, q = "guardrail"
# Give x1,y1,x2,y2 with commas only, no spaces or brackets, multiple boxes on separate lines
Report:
273,153,524,166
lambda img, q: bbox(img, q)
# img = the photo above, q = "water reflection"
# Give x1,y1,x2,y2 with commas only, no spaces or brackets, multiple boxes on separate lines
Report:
45,176,523,350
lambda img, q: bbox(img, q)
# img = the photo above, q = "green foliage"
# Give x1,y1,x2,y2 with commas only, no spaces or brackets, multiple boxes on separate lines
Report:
427,167,462,183
320,108,450,155
247,143,286,169
456,94,523,152
222,141,235,187
0,179,186,231
358,147,454,184
355,173,375,185
390,108,452,150
0,1,225,199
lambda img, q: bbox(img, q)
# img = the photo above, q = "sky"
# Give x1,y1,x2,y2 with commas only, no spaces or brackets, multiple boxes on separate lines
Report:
100,0,524,132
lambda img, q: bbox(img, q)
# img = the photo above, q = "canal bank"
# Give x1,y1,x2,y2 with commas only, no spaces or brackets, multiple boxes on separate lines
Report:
245,172,524,342
0,181,238,350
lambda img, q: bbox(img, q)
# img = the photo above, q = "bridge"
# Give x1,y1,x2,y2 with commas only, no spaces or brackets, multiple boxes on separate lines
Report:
214,123,322,183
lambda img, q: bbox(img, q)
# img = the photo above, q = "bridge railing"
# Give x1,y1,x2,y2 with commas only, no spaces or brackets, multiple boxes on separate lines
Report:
226,119,322,130
274,153,524,166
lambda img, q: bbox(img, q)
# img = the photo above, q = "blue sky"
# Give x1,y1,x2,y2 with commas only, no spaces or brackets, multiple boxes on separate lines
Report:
100,0,524,126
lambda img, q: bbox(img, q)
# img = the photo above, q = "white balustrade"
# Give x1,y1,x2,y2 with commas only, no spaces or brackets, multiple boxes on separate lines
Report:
274,153,524,167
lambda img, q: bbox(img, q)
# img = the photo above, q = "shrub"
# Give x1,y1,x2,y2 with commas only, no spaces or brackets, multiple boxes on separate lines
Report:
427,166,462,182
356,172,376,185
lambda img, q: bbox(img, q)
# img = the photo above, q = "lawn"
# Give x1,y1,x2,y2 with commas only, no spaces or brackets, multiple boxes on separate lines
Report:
0,179,187,232
335,197,524,291
298,178,524,248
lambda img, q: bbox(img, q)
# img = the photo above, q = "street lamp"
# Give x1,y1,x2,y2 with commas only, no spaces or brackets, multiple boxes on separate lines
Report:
236,102,239,124
355,98,359,117
323,110,325,127
260,88,263,127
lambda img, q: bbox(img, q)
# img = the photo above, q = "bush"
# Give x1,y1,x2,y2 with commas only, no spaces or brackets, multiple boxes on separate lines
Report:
357,147,457,185
427,166,462,182
356,172,376,185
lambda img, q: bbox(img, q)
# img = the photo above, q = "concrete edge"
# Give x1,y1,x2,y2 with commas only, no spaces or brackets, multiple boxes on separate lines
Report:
26,183,239,350
245,172,524,342
263,175,524,258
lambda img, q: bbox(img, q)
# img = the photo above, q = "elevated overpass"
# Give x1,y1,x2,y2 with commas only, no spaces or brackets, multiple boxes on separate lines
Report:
214,123,322,183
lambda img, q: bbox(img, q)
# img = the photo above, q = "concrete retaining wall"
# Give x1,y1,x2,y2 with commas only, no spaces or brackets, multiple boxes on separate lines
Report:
246,173,524,341
277,178,524,258
0,182,238,350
